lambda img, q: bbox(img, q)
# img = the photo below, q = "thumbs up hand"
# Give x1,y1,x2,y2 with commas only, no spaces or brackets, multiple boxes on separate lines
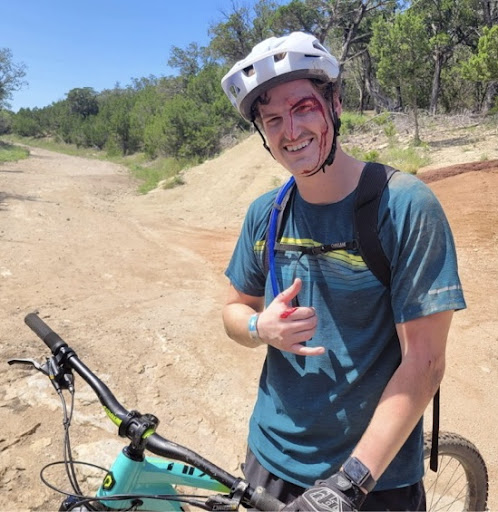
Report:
257,278,324,356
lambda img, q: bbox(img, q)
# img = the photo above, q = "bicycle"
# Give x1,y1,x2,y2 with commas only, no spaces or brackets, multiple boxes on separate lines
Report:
8,313,489,511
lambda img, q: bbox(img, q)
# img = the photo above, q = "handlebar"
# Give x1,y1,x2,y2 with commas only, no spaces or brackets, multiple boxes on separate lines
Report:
23,312,284,512
25,312,68,355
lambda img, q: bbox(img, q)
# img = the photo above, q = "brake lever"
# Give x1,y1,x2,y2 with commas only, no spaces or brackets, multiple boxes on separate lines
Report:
8,356,74,392
8,358,50,375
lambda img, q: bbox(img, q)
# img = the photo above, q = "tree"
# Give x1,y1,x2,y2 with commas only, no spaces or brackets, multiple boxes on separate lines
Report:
270,0,326,38
66,87,99,118
0,109,12,134
11,108,43,137
0,48,27,108
97,88,140,155
460,24,498,110
168,43,210,79
146,64,242,160
478,0,498,26
208,0,279,63
370,9,432,143
412,0,478,114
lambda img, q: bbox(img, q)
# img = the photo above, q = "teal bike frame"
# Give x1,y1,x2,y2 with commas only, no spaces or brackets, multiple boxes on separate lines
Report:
96,450,229,510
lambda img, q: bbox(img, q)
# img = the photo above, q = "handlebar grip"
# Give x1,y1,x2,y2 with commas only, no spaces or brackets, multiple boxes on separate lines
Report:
25,312,68,355
250,486,285,511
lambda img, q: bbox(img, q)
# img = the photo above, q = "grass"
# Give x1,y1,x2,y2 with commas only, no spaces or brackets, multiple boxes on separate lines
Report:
0,135,191,193
346,143,430,174
0,140,30,163
129,157,189,194
3,134,100,159
340,111,370,135
381,145,431,174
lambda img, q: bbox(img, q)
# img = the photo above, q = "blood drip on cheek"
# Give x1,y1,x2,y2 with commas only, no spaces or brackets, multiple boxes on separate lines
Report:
287,95,330,174
313,98,330,173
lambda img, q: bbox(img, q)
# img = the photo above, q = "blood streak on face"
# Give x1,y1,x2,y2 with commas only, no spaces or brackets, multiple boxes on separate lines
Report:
260,80,334,177
287,95,330,176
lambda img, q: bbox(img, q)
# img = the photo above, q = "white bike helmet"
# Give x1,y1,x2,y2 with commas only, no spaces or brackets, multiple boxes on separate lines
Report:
221,31,340,121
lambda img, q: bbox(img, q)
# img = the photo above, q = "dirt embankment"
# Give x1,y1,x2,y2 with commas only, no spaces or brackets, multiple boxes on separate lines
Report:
0,134,497,510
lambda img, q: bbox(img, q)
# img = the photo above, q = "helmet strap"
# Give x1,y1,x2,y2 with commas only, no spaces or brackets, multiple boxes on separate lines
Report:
252,121,274,159
322,114,341,170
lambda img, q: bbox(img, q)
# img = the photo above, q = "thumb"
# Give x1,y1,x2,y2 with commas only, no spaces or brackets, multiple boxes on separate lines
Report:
277,278,302,306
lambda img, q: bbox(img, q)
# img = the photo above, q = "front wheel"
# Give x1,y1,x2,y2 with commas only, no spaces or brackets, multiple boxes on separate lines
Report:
424,431,488,511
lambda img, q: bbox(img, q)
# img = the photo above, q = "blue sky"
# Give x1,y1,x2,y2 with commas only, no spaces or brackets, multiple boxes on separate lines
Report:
2,0,258,112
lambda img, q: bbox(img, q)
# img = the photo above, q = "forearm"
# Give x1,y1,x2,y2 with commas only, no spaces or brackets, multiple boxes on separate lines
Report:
351,355,444,481
348,310,452,484
222,302,265,348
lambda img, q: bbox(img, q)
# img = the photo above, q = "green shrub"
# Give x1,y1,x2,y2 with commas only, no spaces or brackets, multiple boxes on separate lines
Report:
364,149,381,161
340,111,369,135
382,145,430,174
130,156,192,194
371,111,391,125
0,140,29,163
383,122,397,138
345,143,429,174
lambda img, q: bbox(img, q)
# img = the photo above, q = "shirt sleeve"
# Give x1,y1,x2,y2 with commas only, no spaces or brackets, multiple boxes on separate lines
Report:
225,191,275,297
379,173,466,323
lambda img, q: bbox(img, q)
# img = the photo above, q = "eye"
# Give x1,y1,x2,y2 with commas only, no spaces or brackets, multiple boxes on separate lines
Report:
295,104,311,113
264,115,281,127
293,99,318,114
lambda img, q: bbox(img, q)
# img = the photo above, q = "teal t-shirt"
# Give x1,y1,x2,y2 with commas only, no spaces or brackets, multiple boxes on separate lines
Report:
225,171,466,490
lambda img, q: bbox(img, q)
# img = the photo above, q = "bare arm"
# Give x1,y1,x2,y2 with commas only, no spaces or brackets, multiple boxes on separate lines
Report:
222,284,265,348
222,278,323,355
350,310,453,482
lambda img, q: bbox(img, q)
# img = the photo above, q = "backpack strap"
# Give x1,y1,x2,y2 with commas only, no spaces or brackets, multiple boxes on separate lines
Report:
353,162,398,288
430,389,440,472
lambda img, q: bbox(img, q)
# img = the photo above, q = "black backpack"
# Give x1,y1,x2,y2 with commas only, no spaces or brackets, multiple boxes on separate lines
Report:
263,161,440,472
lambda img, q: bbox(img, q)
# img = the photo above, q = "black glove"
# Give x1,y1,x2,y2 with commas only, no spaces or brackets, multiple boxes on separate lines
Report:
283,471,366,512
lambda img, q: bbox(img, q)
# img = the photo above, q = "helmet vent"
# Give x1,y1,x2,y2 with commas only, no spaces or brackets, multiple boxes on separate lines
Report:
243,65,255,77
229,85,240,97
273,52,287,62
313,41,327,52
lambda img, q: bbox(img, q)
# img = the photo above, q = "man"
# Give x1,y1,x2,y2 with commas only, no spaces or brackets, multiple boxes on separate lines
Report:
220,32,466,511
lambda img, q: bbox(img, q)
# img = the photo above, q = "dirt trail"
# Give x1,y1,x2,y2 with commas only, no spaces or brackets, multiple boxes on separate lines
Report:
0,138,497,510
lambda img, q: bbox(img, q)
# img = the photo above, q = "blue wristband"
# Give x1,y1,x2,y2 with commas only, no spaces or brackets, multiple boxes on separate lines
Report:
248,313,261,341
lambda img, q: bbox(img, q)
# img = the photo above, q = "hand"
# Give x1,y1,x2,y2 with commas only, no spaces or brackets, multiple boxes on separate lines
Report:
283,472,366,512
257,278,323,356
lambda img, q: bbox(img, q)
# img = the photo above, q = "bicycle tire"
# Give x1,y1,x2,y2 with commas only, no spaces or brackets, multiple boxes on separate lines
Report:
424,431,488,512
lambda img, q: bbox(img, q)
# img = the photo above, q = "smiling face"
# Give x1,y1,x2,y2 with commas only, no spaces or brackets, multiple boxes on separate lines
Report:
257,79,339,177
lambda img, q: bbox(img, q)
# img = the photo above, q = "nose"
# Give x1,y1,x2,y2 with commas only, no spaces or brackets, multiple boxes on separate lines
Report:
281,111,300,141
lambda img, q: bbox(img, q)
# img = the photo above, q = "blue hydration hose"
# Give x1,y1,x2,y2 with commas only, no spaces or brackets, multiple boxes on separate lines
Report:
267,176,295,298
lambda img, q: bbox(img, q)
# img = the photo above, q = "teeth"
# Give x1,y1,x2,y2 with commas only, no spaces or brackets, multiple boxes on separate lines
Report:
286,139,311,152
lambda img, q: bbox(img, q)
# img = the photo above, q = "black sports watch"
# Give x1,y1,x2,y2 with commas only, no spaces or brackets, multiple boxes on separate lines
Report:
324,471,366,509
342,456,377,493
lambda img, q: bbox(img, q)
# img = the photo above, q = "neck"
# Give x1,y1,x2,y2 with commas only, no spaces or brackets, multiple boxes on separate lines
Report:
294,148,365,204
